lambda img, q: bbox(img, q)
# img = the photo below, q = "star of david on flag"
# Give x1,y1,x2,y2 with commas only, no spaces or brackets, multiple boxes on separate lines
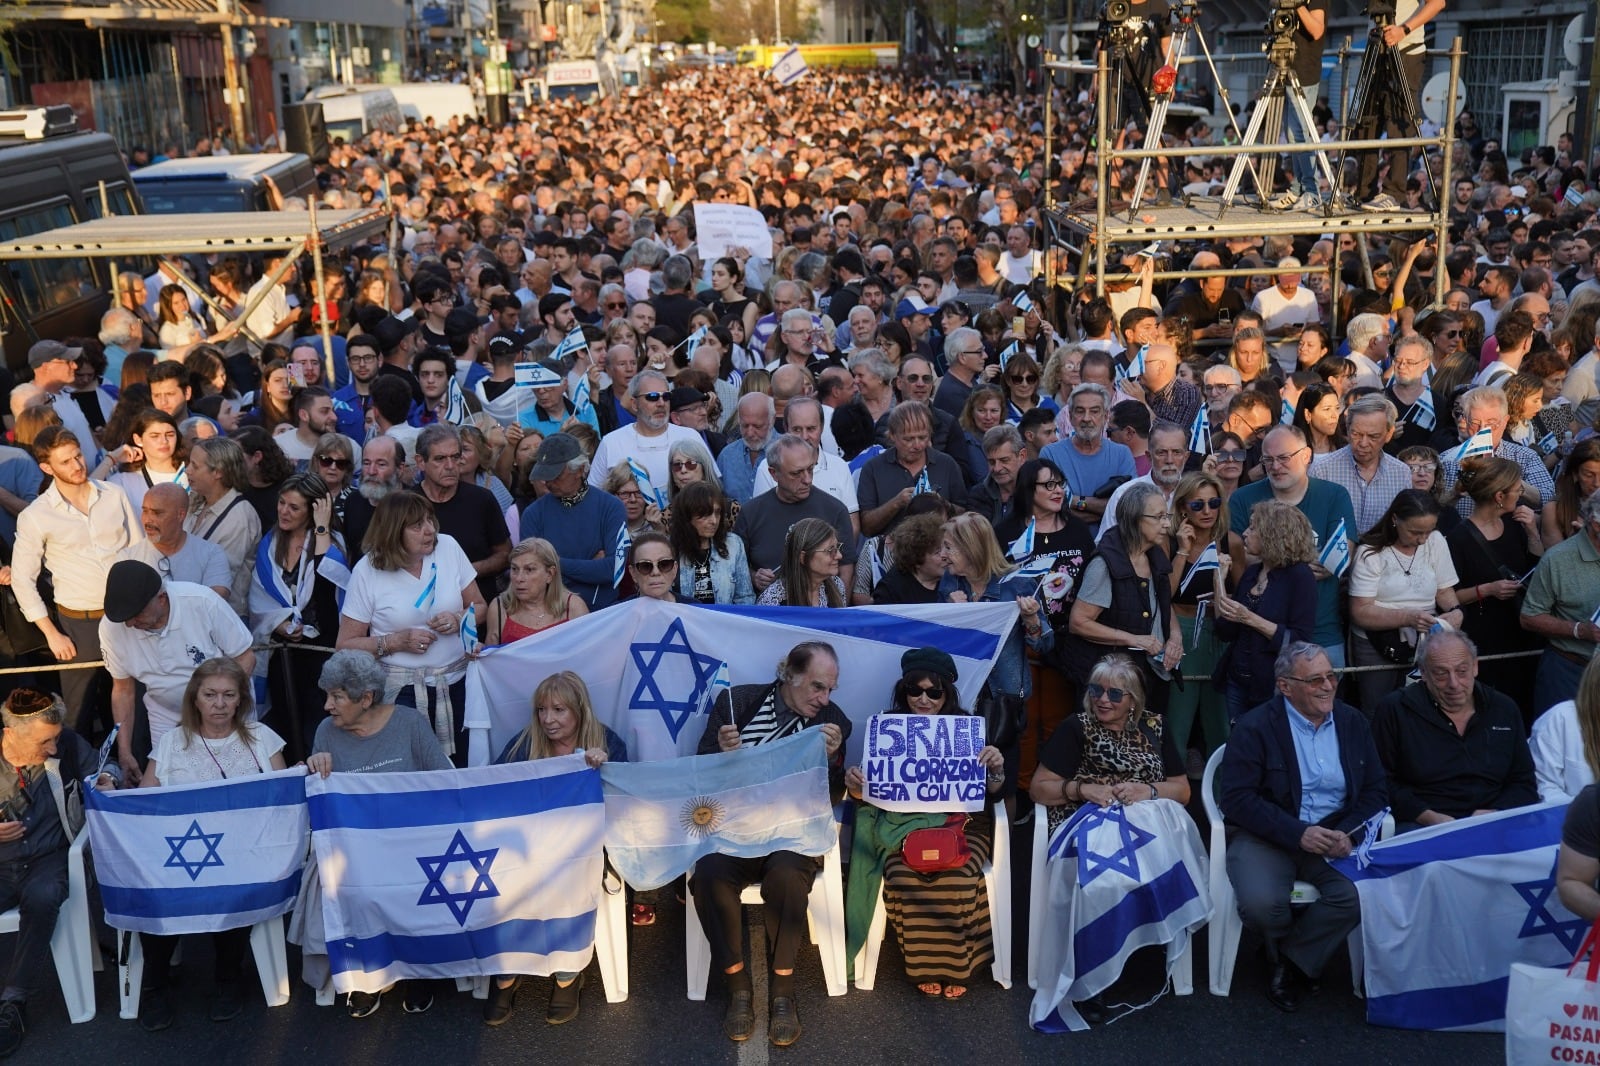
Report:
165,819,225,881
550,326,587,363
627,617,725,742
416,829,500,926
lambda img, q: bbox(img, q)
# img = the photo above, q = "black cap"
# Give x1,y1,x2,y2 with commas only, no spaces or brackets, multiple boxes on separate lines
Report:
527,432,584,481
668,386,708,412
900,646,958,685
104,560,163,623
444,306,485,337
372,314,419,353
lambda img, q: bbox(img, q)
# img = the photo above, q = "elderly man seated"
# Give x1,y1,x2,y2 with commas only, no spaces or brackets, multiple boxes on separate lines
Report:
1219,642,1387,1013
0,689,120,1057
1371,629,1538,832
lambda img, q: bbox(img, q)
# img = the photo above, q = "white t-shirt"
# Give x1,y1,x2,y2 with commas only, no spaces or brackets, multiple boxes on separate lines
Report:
1348,532,1458,635
341,533,477,682
109,467,189,514
588,422,700,493
1251,285,1321,374
99,581,254,747
276,430,364,466
1000,250,1041,285
150,723,285,785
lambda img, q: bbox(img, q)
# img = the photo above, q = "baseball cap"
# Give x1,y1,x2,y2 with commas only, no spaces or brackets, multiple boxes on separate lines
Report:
372,314,420,353
28,339,83,369
895,295,934,321
527,433,584,481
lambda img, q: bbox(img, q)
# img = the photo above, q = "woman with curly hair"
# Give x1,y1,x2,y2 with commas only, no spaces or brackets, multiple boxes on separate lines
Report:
1212,500,1318,722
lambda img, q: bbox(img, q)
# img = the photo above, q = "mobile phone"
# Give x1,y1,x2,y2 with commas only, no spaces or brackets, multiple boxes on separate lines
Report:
1012,316,1026,336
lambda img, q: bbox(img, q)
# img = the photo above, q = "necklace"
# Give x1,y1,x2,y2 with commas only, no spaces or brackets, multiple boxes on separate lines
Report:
1388,545,1418,578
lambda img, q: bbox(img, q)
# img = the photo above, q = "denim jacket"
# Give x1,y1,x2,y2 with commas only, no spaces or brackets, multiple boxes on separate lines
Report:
676,533,757,605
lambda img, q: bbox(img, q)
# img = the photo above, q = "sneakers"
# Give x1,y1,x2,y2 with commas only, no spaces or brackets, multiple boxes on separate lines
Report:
483,976,521,1027
0,1000,23,1059
1268,188,1302,210
401,980,434,1014
1361,193,1400,212
346,989,382,1018
209,979,243,1023
138,987,174,1032
546,972,584,1025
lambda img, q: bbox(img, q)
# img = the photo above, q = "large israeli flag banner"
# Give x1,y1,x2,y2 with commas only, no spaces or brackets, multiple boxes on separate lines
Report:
307,756,605,994
1331,801,1578,1031
1030,799,1210,1032
600,729,834,890
466,599,1016,765
85,767,308,935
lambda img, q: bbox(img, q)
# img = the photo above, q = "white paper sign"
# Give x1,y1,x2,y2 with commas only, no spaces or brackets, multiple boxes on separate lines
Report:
692,204,773,260
863,713,987,813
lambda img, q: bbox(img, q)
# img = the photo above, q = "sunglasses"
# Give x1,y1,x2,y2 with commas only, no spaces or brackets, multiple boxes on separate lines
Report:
908,683,944,699
605,301,628,310
1440,329,1461,338
670,459,701,471
640,391,668,402
1215,450,1247,463
631,558,677,575
317,455,353,468
1085,683,1130,703
1009,373,1039,384
1185,498,1223,512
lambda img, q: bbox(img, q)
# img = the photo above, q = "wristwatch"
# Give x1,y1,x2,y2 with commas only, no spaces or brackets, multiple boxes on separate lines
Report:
314,525,329,535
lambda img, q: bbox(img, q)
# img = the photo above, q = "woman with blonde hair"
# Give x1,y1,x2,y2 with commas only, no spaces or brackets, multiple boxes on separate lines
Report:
488,670,626,1025
1165,471,1243,757
1212,500,1318,722
485,538,587,645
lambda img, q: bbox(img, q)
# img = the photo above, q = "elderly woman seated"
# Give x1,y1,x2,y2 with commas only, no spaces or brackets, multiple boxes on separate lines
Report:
1027,653,1191,1023
845,648,1005,1001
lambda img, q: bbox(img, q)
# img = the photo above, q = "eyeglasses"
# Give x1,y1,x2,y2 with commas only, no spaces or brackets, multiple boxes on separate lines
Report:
1140,511,1172,522
616,489,644,500
640,391,668,403
902,373,934,384
348,352,379,365
670,459,700,471
1085,683,1130,702
1185,498,1223,512
1204,384,1236,395
317,455,353,469
1215,450,1246,463
1288,672,1337,688
631,558,677,575
1261,447,1309,469
812,543,843,556
1009,373,1038,384
960,348,986,358
1038,479,1065,491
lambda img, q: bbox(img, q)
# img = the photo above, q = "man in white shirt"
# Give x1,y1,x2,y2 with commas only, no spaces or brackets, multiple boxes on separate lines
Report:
99,561,254,783
1560,322,1600,428
242,253,300,350
1343,314,1389,391
9,425,143,736
1251,258,1321,373
588,370,699,492
999,225,1041,285
274,387,364,467
751,397,860,534
1470,265,1516,338
1473,309,1534,389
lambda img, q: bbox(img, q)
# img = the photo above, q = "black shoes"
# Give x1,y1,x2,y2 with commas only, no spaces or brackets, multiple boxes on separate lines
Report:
1267,958,1305,1013
401,980,434,1014
138,987,174,1032
546,973,584,1025
209,979,243,1022
483,976,521,1027
723,972,755,1042
346,989,382,1018
1077,994,1106,1024
0,1000,24,1058
769,994,802,1047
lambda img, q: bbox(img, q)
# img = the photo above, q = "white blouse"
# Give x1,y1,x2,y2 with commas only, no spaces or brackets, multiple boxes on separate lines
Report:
150,723,285,784
1349,531,1458,634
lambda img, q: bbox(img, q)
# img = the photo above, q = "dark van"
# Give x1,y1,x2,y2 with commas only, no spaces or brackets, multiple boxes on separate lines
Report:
0,109,141,371
132,152,317,214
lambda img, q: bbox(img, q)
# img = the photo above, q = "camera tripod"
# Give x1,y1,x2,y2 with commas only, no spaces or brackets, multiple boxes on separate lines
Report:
1126,0,1251,214
1217,7,1340,216
1335,10,1438,207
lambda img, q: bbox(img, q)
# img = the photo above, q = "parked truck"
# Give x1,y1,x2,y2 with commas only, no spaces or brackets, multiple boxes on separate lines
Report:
736,42,900,69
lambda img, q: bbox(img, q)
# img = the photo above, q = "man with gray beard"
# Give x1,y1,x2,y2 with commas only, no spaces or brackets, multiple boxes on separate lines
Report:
341,435,408,565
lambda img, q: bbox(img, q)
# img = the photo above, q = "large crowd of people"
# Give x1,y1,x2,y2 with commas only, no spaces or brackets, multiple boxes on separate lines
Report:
1,56,1599,1056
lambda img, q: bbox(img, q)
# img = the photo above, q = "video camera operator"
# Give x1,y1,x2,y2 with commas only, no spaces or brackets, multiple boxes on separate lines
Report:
1352,0,1447,212
1271,0,1329,210
1099,0,1174,195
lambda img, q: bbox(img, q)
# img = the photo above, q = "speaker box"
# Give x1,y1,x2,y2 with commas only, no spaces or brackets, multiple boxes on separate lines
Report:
283,100,328,163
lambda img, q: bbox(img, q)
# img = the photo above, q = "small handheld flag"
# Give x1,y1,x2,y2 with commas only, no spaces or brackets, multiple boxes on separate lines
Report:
550,326,587,363
679,325,708,361
572,374,594,416
1177,541,1219,594
1534,430,1559,457
1116,345,1146,385
1452,426,1494,462
1318,517,1351,579
1012,291,1034,314
771,47,810,86
999,341,1020,369
1189,404,1211,454
515,361,562,389
1008,517,1036,562
613,525,633,588
913,467,932,496
1408,389,1436,433
460,609,479,655
1281,398,1294,425
627,457,667,510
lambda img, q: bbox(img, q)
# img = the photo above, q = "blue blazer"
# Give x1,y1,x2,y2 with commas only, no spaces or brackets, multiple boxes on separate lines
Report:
1219,693,1388,854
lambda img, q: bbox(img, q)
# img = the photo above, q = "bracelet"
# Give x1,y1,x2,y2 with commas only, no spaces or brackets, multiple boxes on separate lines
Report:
1576,621,1583,640
375,634,387,657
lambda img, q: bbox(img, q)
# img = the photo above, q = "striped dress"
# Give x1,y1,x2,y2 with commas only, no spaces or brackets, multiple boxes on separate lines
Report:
881,811,996,983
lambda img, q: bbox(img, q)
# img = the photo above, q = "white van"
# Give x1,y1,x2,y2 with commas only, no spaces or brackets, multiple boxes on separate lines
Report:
383,82,478,126
309,87,403,144
542,60,612,102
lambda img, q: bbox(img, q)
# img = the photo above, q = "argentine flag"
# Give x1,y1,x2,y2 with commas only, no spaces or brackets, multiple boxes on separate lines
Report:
1030,799,1210,1032
1318,516,1351,578
600,729,835,890
1189,404,1210,454
550,326,587,364
1453,426,1494,462
1008,517,1037,562
1332,802,1577,1031
85,767,308,935
307,757,605,994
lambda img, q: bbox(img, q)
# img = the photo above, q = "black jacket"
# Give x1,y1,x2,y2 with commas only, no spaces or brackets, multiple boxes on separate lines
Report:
1220,693,1388,854
697,682,852,801
1371,680,1539,823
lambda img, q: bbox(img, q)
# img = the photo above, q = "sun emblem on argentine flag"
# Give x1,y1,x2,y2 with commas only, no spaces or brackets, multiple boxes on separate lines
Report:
680,796,727,839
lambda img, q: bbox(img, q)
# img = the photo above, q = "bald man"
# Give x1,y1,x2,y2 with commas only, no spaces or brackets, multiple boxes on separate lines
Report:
117,483,232,602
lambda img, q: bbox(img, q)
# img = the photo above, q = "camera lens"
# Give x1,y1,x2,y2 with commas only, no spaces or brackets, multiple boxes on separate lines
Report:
1105,0,1131,20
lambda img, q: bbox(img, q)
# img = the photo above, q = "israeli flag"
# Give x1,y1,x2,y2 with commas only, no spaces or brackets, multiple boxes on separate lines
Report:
1177,541,1219,594
612,523,632,589
1589,599,1600,627
1189,404,1210,454
1280,398,1294,425
1014,552,1058,582
550,326,587,363
1453,426,1494,462
1408,389,1436,433
465,599,1016,765
307,757,605,994
600,729,834,890
85,767,308,935
999,341,1020,369
681,325,708,361
1318,516,1351,578
515,361,562,389
913,467,932,496
771,46,810,85
1030,799,1211,1032
572,374,594,416
1535,431,1559,458
1116,345,1146,384
848,444,885,473
1008,517,1037,562
1012,291,1034,314
627,456,666,510
1331,801,1577,1031
460,608,479,656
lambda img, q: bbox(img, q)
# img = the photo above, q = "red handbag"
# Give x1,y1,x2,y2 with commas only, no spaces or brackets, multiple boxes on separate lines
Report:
902,814,972,874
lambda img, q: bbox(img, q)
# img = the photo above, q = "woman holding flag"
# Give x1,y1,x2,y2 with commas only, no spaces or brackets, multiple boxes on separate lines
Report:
1164,472,1243,759
995,459,1096,684
248,472,349,764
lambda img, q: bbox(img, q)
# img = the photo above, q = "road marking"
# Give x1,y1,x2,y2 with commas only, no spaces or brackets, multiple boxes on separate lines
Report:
739,913,769,1066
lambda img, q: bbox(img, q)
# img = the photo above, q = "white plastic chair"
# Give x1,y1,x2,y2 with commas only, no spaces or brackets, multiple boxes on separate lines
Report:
1025,802,1193,995
1201,745,1388,997
0,825,97,1022
682,837,848,1001
853,801,1012,991
117,916,290,1019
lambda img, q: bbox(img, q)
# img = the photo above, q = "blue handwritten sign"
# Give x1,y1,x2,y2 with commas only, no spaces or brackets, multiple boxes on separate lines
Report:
863,713,987,813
